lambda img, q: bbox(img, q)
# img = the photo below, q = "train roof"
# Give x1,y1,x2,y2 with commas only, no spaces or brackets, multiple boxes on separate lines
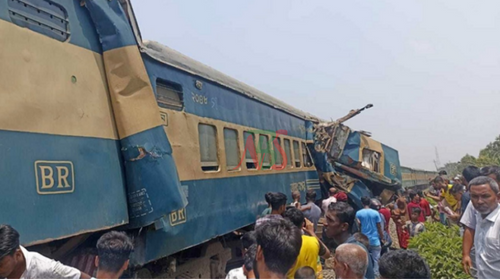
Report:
140,40,320,122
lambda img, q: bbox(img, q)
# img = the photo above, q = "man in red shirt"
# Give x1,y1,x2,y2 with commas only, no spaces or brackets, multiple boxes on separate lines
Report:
407,191,425,223
418,191,431,218
379,205,391,233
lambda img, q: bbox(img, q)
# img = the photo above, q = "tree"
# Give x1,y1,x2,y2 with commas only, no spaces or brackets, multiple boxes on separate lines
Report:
442,135,500,176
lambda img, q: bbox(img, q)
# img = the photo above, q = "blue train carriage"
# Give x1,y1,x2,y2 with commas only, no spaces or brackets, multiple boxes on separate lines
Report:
0,0,321,277
135,40,322,278
311,123,403,208
401,167,436,191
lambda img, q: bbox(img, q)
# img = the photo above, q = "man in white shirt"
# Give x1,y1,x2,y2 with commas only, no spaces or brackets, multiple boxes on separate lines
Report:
0,224,90,279
322,188,338,214
460,176,500,279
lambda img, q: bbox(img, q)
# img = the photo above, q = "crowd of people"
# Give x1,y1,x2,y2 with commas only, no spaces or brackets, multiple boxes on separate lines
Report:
0,225,133,279
227,189,431,279
2,165,499,279
228,165,500,279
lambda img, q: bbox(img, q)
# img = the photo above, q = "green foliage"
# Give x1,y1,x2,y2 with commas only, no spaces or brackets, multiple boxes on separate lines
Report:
443,135,500,176
408,222,471,279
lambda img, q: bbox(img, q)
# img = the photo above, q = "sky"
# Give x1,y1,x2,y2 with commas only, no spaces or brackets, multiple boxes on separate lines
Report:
132,0,500,171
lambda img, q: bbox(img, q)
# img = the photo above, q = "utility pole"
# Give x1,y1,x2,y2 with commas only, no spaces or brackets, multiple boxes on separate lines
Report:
434,147,442,171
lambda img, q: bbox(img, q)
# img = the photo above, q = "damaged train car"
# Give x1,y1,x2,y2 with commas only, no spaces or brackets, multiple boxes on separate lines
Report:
310,105,403,208
0,0,321,277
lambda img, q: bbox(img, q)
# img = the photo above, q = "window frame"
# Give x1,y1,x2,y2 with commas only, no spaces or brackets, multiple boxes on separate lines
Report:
259,134,272,170
293,140,302,168
198,123,219,172
273,137,284,169
223,128,240,172
301,142,313,168
244,131,257,170
283,138,293,168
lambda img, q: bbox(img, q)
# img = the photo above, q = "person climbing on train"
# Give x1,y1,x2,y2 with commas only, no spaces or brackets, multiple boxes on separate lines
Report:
290,191,301,208
260,193,272,217
321,187,338,214
0,225,91,279
300,190,321,231
255,192,287,228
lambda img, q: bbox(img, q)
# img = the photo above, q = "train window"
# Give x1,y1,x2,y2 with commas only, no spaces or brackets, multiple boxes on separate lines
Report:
244,131,257,169
284,139,293,167
224,128,240,171
302,143,313,167
156,79,183,111
273,137,283,168
198,124,218,171
259,135,271,169
362,149,381,173
293,141,301,168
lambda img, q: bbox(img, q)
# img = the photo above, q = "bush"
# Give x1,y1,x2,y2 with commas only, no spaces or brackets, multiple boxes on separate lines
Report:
408,222,471,279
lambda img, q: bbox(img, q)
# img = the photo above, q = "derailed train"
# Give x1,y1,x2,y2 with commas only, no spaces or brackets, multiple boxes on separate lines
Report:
0,0,433,277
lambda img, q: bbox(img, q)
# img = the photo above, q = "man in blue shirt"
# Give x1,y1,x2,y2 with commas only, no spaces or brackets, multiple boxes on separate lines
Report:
356,196,385,277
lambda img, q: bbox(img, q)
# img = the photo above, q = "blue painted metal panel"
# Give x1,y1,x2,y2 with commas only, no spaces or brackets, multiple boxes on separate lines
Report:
84,1,188,229
0,130,128,245
120,126,188,228
0,0,102,53
83,0,137,52
131,170,319,265
382,144,402,182
142,56,309,139
339,132,361,166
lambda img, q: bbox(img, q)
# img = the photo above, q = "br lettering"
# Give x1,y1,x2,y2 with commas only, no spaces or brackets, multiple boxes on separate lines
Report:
35,161,74,194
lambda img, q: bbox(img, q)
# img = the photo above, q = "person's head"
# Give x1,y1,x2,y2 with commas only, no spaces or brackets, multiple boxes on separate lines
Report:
265,192,272,207
469,176,500,216
379,250,431,279
352,233,370,250
0,225,22,279
283,207,305,229
291,191,301,202
241,231,256,254
481,166,500,184
409,191,420,203
329,187,338,196
450,184,465,201
333,244,368,279
336,191,348,202
294,266,316,279
96,231,133,278
324,202,355,239
439,170,447,176
255,219,302,278
462,166,481,186
243,244,257,278
417,191,424,198
433,176,447,189
369,198,381,211
268,192,287,214
306,190,316,202
361,196,371,207
410,207,421,222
